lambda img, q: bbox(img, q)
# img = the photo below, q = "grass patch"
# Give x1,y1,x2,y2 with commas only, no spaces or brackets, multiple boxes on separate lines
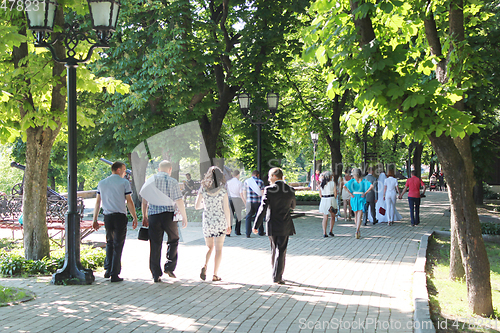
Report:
0,286,34,306
426,235,500,332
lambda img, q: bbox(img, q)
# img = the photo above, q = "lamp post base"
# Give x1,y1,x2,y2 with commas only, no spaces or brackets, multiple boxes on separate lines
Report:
51,267,95,285
50,212,95,285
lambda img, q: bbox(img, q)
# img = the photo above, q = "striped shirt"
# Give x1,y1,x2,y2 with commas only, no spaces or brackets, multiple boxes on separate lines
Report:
244,176,264,204
147,172,182,216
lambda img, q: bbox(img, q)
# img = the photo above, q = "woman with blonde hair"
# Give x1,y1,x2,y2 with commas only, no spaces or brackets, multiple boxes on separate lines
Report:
318,171,337,237
343,168,374,239
195,166,231,281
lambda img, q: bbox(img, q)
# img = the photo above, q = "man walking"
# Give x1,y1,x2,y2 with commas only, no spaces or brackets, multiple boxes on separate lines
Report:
363,166,378,225
141,160,188,282
226,169,245,236
253,168,296,285
243,170,265,237
399,170,426,226
93,161,138,282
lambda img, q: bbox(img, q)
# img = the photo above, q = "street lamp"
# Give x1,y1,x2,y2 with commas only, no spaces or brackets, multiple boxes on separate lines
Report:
310,132,319,190
26,0,120,285
237,92,279,179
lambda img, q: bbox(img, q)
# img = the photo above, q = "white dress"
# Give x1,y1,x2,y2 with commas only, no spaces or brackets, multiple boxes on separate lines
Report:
319,181,337,215
373,172,402,222
341,177,351,200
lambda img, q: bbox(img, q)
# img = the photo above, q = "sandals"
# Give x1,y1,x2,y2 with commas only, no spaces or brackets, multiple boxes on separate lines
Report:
200,266,206,281
212,275,221,281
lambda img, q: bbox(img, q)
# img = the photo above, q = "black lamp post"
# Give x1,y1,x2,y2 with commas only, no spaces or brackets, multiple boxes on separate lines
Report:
237,92,279,179
310,132,319,190
25,0,120,285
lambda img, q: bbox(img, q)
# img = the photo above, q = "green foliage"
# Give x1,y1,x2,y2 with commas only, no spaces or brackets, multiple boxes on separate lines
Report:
0,286,30,305
0,145,24,194
295,191,320,201
481,222,500,236
0,243,105,276
303,0,487,143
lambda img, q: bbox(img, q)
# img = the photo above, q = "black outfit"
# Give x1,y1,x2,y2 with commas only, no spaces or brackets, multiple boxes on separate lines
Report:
253,180,296,282
229,197,244,235
182,179,196,198
246,202,264,237
363,174,378,225
104,213,128,278
148,211,179,279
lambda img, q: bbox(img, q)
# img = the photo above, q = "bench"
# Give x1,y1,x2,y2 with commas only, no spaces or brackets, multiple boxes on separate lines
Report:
0,193,103,247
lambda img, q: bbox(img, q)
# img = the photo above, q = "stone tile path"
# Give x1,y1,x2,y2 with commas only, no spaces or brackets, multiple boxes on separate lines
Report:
0,191,451,332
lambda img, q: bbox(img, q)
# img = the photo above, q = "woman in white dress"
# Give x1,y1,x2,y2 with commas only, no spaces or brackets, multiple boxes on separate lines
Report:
195,166,231,281
341,170,352,221
319,171,337,237
383,169,400,226
376,170,402,223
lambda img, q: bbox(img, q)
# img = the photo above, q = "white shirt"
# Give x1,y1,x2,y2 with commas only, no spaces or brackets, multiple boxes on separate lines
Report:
226,177,243,198
384,177,398,195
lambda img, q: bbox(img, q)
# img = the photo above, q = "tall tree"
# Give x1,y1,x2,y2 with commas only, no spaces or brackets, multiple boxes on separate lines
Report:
1,9,126,259
94,0,311,175
304,0,494,315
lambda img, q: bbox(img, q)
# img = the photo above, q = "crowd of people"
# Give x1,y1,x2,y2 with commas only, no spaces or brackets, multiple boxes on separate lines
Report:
92,160,429,285
312,166,428,238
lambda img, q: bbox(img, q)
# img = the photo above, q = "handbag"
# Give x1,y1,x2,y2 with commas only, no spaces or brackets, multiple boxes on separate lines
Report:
329,206,338,214
138,227,149,241
379,207,386,216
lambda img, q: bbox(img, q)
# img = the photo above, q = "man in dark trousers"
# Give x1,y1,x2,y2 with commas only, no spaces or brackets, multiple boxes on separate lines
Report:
93,161,138,282
243,170,265,237
363,166,378,225
253,167,296,285
142,160,188,282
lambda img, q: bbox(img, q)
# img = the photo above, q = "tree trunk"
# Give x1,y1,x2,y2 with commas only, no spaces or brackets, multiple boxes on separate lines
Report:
326,90,347,179
449,208,465,280
473,179,483,205
429,133,493,316
412,142,423,178
78,179,85,192
13,12,65,260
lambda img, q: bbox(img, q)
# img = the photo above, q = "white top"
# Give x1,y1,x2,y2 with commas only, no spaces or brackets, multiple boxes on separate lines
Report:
226,177,243,198
384,177,398,195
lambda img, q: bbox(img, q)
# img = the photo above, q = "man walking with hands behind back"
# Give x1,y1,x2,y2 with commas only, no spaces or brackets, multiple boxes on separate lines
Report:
93,161,138,282
363,167,378,225
253,168,296,285
142,160,188,282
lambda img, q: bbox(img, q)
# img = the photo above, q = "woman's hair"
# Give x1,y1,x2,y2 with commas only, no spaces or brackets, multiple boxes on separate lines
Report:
200,166,226,190
387,169,395,177
320,171,332,189
351,168,362,178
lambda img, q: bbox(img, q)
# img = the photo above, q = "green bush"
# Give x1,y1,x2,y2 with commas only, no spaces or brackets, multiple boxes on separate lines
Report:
295,191,320,201
481,222,500,236
0,244,105,276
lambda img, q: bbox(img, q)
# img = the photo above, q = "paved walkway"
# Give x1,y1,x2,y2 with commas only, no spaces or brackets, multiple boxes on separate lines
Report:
0,191,451,332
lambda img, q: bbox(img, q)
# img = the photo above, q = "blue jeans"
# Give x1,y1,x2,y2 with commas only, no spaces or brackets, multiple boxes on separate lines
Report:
408,197,421,225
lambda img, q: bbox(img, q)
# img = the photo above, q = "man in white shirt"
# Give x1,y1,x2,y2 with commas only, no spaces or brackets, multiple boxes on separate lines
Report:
226,170,245,236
